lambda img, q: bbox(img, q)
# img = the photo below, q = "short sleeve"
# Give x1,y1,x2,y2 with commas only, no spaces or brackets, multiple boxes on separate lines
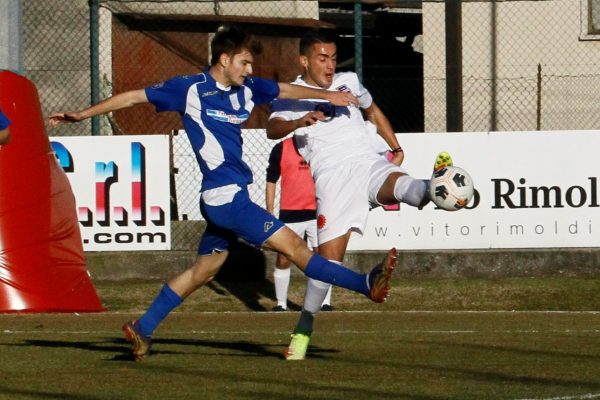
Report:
244,77,280,105
145,76,191,113
356,79,373,110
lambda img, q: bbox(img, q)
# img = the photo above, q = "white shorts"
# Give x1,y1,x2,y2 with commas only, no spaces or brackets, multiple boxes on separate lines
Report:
315,157,407,245
286,219,318,249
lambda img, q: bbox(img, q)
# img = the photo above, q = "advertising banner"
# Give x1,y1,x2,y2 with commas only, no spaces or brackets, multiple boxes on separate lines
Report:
348,130,600,250
50,135,171,251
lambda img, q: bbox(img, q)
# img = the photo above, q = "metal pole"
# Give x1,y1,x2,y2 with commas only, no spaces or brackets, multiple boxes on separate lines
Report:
490,0,497,131
445,0,463,132
536,63,542,131
89,0,100,136
354,1,363,82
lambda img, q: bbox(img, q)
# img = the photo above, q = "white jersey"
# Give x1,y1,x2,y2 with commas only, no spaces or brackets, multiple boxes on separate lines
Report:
270,72,381,176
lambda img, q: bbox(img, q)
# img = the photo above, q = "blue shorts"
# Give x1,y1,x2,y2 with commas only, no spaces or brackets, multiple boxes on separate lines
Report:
197,187,285,255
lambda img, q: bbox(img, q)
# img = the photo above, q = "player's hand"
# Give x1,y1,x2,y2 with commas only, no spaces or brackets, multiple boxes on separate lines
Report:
297,111,325,128
327,91,358,107
389,150,405,166
48,112,84,128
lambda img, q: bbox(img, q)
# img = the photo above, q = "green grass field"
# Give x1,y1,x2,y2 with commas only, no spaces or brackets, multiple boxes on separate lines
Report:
1,277,599,400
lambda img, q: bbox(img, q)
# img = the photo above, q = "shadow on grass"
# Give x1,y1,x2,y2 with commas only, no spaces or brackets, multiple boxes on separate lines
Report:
408,338,600,361
209,241,303,311
0,385,103,400
207,279,302,311
9,337,338,362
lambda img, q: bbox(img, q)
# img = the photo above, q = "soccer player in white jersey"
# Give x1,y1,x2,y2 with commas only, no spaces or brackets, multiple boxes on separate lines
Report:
268,31,450,360
49,26,398,361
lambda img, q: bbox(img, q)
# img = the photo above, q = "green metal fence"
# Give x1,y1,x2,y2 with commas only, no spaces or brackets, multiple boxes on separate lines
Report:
20,0,600,249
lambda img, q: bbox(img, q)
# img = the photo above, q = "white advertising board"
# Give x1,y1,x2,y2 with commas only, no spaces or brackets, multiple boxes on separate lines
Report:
50,135,171,251
348,130,600,250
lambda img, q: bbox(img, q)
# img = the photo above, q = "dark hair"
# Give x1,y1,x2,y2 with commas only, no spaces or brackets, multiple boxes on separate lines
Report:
210,25,262,65
299,30,337,56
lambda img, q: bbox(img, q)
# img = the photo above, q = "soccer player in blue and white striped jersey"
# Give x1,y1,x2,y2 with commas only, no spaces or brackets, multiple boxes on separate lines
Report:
50,25,396,361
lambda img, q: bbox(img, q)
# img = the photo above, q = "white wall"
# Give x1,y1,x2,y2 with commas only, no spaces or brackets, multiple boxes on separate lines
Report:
0,0,21,72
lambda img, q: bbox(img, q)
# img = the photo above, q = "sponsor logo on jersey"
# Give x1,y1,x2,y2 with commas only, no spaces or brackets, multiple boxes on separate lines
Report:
299,160,310,170
335,84,351,93
264,221,274,232
202,90,218,97
151,82,165,89
206,109,249,124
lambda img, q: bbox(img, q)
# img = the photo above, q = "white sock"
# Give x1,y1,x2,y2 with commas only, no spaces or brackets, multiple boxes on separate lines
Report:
303,278,331,314
322,285,332,306
273,267,290,308
393,175,428,207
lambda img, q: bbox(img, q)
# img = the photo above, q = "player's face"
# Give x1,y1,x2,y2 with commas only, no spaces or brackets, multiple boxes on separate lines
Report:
224,49,254,87
302,42,337,89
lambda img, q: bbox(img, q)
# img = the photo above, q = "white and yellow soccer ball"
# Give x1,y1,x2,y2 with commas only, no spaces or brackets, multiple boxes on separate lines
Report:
429,166,474,211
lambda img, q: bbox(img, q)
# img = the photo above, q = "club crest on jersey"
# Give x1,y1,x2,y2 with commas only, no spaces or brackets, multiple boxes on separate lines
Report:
317,214,327,229
207,109,249,124
335,84,351,93
264,221,274,232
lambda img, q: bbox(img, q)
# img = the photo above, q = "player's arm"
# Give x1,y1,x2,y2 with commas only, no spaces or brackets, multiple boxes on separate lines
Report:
0,127,9,145
265,182,277,215
265,142,283,213
277,83,357,107
49,89,148,128
363,101,404,166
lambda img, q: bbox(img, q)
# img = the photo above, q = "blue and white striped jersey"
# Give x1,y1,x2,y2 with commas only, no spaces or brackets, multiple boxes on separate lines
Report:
146,68,279,191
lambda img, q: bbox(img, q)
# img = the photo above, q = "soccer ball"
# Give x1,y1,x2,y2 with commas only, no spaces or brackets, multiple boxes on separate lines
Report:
429,166,474,211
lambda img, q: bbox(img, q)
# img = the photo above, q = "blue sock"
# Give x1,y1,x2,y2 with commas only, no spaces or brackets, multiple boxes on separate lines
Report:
304,254,369,296
294,310,315,335
138,283,183,337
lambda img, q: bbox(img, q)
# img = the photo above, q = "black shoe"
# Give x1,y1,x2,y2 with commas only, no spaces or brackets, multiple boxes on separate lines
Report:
271,305,287,312
320,304,334,312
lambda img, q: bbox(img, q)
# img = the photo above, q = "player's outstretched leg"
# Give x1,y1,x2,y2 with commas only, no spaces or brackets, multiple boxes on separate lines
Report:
433,151,453,172
123,320,153,361
366,248,397,303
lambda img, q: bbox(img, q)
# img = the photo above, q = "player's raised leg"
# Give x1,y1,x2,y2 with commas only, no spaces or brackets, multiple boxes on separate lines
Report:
266,226,396,301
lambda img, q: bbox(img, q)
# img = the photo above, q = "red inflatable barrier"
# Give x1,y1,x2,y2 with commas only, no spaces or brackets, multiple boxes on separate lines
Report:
0,70,104,312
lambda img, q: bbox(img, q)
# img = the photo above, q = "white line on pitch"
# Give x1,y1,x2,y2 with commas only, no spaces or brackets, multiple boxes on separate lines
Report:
514,393,600,400
40,310,600,315
2,329,599,335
